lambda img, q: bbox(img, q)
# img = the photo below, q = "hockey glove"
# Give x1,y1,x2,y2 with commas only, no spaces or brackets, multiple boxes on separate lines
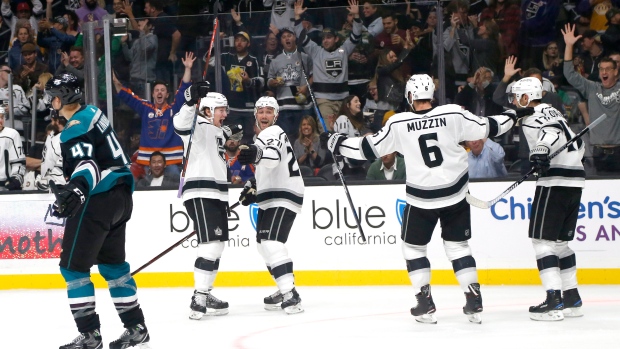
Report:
501,109,518,123
222,124,243,140
320,132,347,156
516,107,536,119
529,145,551,176
184,82,211,106
238,144,263,165
239,178,257,206
5,177,22,191
52,181,88,218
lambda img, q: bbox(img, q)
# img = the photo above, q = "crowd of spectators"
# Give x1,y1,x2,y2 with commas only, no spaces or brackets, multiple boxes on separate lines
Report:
1,0,620,191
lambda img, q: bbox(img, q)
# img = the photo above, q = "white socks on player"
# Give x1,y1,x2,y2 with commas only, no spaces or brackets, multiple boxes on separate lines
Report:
555,241,578,291
194,241,225,292
532,239,562,290
444,241,478,292
260,240,295,294
402,242,430,290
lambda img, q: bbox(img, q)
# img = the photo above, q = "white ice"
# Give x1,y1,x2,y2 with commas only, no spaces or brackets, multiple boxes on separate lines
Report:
2,285,619,348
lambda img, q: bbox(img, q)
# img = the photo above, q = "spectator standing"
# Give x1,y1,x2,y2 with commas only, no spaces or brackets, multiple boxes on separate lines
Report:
293,115,326,169
37,16,76,72
0,64,30,119
294,0,362,131
601,8,620,52
8,24,37,71
542,41,564,80
443,0,476,99
479,0,520,58
1,0,43,38
267,27,312,140
121,18,157,99
341,10,374,103
0,106,25,191
62,11,80,37
462,19,502,75
114,52,195,172
264,0,295,30
518,0,561,70
366,152,406,180
221,29,263,143
257,30,280,89
455,67,504,117
144,0,181,88
563,23,620,173
373,12,408,57
14,42,49,92
375,36,413,111
578,30,607,82
136,151,179,187
75,0,109,27
465,138,508,178
56,46,85,87
362,0,383,37
576,0,620,32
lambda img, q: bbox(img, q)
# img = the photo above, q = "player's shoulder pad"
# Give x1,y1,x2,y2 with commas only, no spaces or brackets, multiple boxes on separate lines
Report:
60,105,102,143
0,126,21,139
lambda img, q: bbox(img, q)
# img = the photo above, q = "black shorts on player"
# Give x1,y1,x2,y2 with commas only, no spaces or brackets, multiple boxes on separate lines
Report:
256,207,296,243
400,198,472,245
529,186,582,242
184,198,230,243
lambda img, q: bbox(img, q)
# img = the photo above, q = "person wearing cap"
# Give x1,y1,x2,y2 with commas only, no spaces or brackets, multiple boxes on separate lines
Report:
224,131,255,185
601,8,620,53
14,42,49,92
294,0,362,131
563,23,620,173
37,17,76,73
267,26,313,140
0,64,30,119
1,0,43,38
0,105,25,191
220,11,263,143
578,29,607,82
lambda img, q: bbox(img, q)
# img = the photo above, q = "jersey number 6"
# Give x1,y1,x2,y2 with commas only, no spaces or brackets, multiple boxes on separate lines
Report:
418,133,444,168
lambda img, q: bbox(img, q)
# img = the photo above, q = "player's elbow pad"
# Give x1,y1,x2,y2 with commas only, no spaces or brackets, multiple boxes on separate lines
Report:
487,115,514,138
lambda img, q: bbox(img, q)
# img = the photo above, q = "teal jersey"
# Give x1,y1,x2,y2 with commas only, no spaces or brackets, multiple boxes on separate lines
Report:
60,105,134,195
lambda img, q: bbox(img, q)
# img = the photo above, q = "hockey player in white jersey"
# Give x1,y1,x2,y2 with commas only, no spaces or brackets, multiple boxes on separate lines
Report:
512,77,585,321
0,106,25,191
237,96,305,314
173,86,242,320
35,111,66,190
322,74,517,324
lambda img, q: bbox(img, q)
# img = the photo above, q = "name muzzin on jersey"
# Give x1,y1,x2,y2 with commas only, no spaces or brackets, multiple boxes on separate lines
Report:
407,117,447,132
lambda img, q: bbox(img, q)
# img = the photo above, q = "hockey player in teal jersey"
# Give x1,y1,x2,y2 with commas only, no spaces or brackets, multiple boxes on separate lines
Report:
47,73,151,349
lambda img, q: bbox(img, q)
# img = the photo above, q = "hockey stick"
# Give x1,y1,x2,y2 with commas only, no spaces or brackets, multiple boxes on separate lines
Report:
177,17,219,198
466,113,607,209
298,51,367,242
131,230,197,276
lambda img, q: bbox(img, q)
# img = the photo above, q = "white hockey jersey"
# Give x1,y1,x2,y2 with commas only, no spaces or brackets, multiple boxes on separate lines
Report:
522,103,585,188
39,132,66,186
264,0,295,30
0,126,25,184
173,104,228,202
338,104,514,209
255,125,304,213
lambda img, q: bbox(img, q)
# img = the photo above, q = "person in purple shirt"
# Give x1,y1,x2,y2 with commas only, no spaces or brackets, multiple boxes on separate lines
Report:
75,0,109,27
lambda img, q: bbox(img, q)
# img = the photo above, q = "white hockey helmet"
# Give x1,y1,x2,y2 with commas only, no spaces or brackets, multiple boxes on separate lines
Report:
405,74,435,106
254,96,279,129
511,77,543,108
199,92,229,123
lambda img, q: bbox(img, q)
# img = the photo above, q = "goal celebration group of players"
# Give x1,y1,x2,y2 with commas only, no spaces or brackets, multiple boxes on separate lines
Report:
34,66,585,348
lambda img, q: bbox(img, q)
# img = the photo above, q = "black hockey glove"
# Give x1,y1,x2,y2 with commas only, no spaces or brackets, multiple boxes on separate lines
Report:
238,144,263,165
222,124,243,140
52,181,88,218
5,177,22,191
320,132,347,156
529,145,551,176
239,178,257,206
184,82,211,106
516,107,536,119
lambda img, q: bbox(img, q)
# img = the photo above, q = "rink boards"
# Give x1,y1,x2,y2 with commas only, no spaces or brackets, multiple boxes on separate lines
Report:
1,179,619,289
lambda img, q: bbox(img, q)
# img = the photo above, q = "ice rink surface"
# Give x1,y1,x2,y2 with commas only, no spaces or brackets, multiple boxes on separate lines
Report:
2,285,619,349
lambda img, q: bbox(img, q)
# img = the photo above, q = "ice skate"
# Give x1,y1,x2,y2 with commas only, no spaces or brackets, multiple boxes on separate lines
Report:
410,285,437,324
59,329,102,349
529,290,564,321
562,288,583,317
189,290,229,319
463,283,483,324
281,288,304,314
264,289,283,311
109,324,150,349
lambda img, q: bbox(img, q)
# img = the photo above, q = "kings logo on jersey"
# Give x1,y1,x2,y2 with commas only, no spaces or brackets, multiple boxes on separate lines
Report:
325,59,343,77
274,0,288,16
249,203,259,230
395,199,406,226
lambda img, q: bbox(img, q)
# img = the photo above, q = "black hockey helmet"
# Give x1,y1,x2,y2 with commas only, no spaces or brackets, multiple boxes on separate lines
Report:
45,73,82,105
